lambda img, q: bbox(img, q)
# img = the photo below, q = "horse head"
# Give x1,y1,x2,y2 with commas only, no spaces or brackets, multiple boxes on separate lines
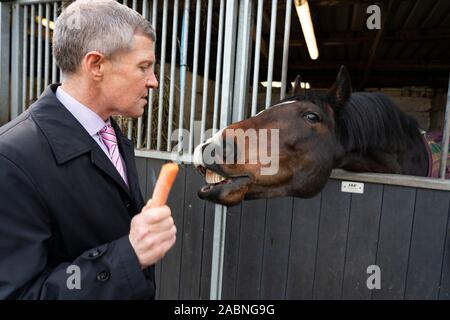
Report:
193,66,354,206
193,66,428,206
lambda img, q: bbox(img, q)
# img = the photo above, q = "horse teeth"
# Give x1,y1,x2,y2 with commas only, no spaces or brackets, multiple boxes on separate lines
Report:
205,170,226,184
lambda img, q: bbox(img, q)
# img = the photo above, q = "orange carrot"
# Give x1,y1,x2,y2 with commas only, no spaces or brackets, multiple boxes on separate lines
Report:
148,162,179,208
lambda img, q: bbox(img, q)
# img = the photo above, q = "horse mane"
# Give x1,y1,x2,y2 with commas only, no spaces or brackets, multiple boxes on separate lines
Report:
337,92,421,154
283,91,421,154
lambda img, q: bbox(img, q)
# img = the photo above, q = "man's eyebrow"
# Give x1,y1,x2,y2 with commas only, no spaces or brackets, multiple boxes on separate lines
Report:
138,59,155,65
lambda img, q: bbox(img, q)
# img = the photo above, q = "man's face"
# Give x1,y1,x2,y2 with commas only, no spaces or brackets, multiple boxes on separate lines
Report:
101,34,158,118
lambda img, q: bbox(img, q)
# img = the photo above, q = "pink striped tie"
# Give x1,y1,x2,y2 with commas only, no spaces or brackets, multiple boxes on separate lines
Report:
99,124,128,186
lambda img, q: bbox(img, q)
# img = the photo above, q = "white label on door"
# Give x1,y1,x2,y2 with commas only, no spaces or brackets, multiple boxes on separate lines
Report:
341,181,364,194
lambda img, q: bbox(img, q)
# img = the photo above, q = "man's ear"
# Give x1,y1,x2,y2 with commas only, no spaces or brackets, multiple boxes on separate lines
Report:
292,75,302,95
328,65,352,106
83,51,106,79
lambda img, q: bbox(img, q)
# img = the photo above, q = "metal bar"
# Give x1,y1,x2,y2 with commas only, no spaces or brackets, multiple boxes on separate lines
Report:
157,0,168,151
234,0,252,122
330,169,450,192
280,0,292,100
137,0,149,149
44,3,50,89
36,3,42,97
199,0,212,145
0,2,11,125
210,0,238,301
22,4,28,112
128,0,138,141
251,0,263,116
439,75,450,178
51,2,57,83
177,0,190,155
11,3,24,120
135,149,193,163
212,0,225,135
167,0,179,152
189,0,202,155
16,0,59,4
122,0,128,6
29,4,35,103
265,0,278,109
146,0,158,150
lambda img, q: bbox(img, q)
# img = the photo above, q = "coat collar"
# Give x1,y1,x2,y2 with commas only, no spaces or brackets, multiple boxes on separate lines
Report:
31,84,141,205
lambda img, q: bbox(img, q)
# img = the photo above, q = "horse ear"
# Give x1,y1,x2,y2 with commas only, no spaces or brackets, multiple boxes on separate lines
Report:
292,75,302,95
328,65,352,105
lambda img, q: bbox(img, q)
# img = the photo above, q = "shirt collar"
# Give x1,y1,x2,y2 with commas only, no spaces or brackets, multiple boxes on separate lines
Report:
56,86,110,136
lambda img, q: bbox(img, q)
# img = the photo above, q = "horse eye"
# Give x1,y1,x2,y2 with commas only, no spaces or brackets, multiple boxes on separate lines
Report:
303,112,321,123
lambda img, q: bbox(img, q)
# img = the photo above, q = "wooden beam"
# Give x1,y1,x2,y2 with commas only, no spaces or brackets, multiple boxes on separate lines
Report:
358,0,395,90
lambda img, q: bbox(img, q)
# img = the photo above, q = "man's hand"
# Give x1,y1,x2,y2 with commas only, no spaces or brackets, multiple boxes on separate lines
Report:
129,202,177,269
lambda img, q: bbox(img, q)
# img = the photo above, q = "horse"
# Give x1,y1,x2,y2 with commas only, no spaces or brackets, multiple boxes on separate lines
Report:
193,66,443,207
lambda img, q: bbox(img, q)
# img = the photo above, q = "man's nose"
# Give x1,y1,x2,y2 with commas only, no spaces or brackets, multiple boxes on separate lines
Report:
146,74,158,89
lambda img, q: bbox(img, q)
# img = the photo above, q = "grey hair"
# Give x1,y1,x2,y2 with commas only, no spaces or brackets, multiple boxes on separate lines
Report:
53,0,156,75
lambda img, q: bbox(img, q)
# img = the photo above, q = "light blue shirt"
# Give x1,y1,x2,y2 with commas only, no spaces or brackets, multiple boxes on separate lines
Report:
55,86,127,173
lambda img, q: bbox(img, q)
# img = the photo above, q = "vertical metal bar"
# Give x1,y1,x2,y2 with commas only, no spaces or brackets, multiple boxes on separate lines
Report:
11,3,24,120
137,0,149,149
212,0,225,135
146,0,158,149
251,0,263,116
128,0,138,140
280,0,292,100
157,0,168,151
29,4,35,103
265,0,278,109
44,3,50,89
22,5,28,112
122,0,128,6
36,3,43,97
210,0,238,301
199,0,212,145
439,75,450,178
189,0,201,154
52,2,57,84
177,0,190,155
0,2,11,125
167,0,179,152
234,0,252,122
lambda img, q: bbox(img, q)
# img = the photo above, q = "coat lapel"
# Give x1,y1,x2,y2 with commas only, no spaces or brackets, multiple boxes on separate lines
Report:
31,84,136,203
112,120,144,209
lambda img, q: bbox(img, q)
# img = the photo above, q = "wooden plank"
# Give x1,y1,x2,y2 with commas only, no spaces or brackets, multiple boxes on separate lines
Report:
178,166,207,299
134,157,148,201
405,189,450,299
145,159,161,299
372,186,416,300
260,197,293,299
157,162,187,299
221,203,242,299
285,194,322,299
146,159,163,299
199,200,215,300
438,203,450,299
235,199,267,299
342,183,383,299
313,180,352,299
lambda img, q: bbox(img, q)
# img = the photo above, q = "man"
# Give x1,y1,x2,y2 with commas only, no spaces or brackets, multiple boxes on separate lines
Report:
0,0,176,299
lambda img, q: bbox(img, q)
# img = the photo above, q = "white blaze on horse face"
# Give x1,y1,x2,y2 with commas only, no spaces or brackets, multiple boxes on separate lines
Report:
193,128,225,167
256,100,296,116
